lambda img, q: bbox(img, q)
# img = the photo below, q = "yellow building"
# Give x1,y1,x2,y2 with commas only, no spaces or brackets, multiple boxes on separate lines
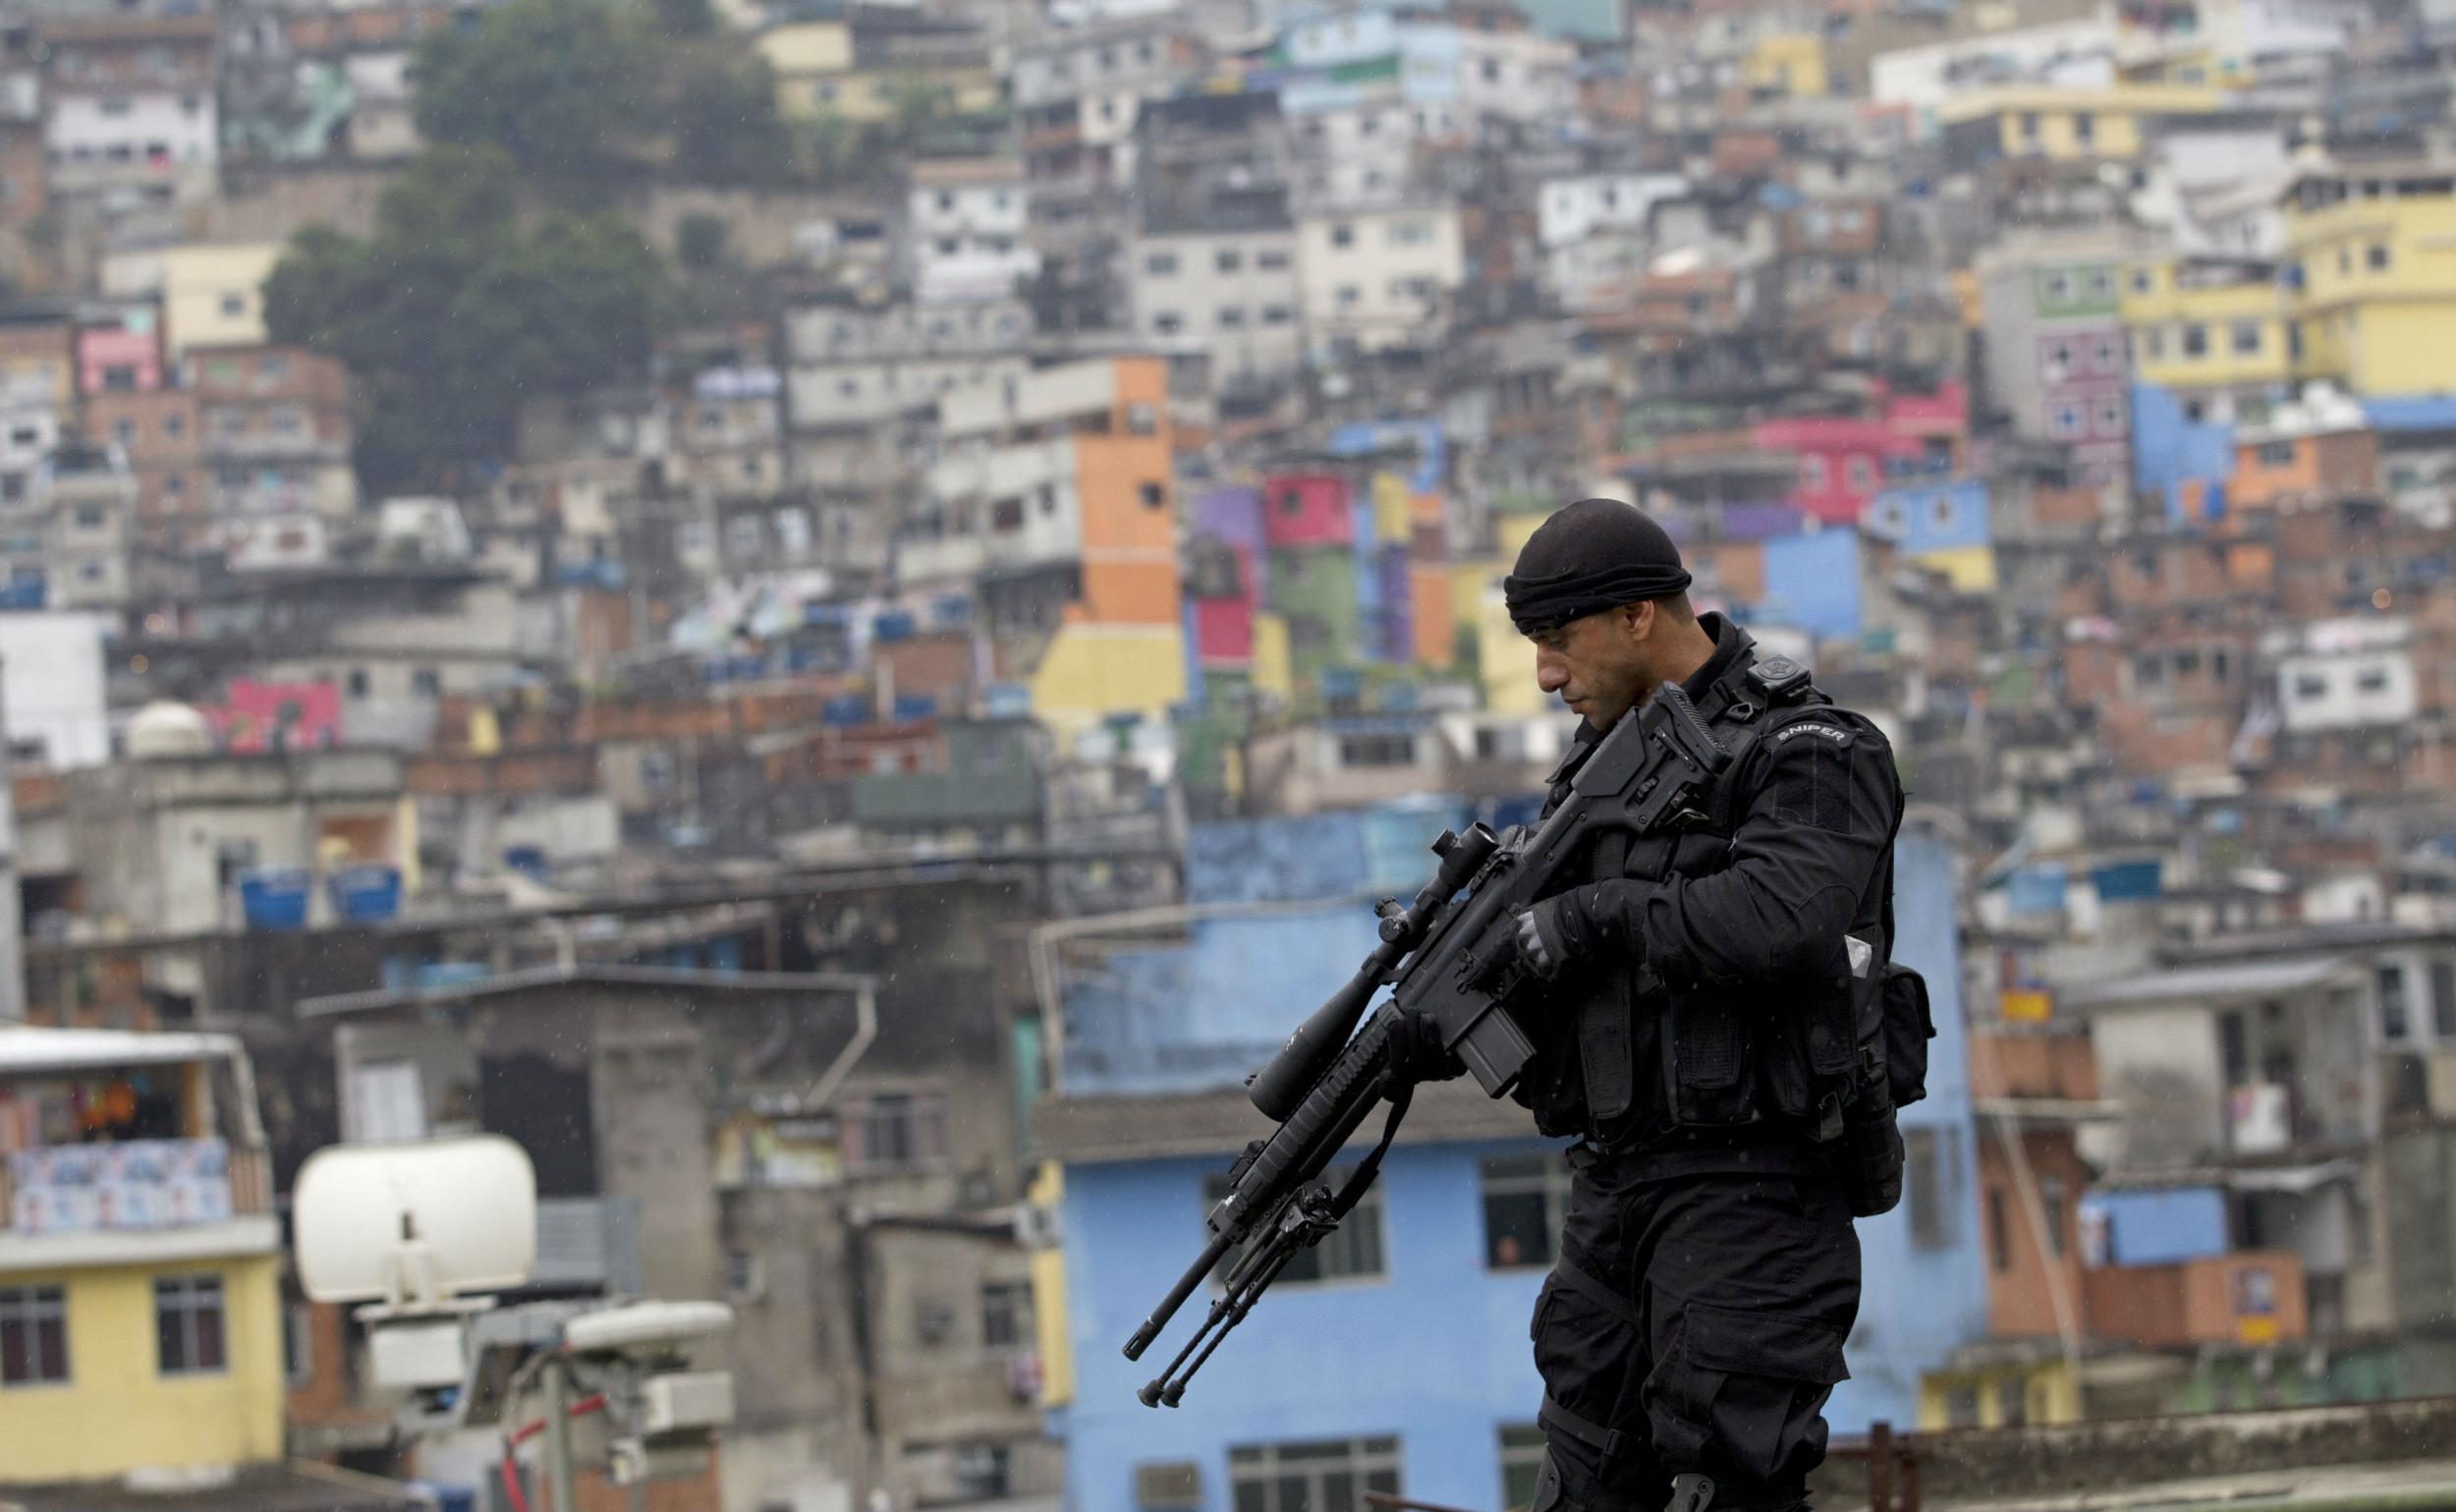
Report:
1741,32,1828,98
1919,1354,2082,1428
2120,257,2293,419
158,244,282,362
1937,84,2224,163
755,20,1001,124
2282,156,2456,396
0,1028,285,1485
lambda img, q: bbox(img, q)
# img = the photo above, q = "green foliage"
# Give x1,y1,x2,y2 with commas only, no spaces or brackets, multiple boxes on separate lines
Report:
671,47,795,187
676,212,732,272
411,0,658,199
263,146,672,493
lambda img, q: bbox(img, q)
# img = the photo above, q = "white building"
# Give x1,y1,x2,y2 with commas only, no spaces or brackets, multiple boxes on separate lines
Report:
1451,26,1577,123
44,91,216,195
1297,201,1465,356
1870,18,2119,118
0,609,111,768
2271,618,2418,734
785,298,1035,434
907,159,1041,305
1128,225,1304,376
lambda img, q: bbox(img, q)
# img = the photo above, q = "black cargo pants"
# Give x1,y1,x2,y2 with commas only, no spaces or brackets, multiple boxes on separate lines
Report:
1529,1162,1861,1512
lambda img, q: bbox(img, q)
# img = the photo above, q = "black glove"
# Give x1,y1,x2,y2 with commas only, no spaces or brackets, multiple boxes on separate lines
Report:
1515,899,1576,980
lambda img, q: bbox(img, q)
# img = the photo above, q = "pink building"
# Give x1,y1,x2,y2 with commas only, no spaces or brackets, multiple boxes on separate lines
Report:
1258,473,1353,549
1752,417,1924,525
78,323,162,397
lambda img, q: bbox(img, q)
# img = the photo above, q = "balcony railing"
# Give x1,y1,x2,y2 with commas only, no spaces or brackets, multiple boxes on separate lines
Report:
1,1137,270,1236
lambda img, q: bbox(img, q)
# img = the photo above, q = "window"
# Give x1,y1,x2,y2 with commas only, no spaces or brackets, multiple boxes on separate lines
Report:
850,1091,950,1170
2132,268,2154,294
283,1302,314,1388
220,294,246,318
2145,327,2166,360
1138,480,1166,510
1330,223,1356,249
2293,673,2329,701
410,668,442,699
73,504,103,530
1998,1376,2030,1428
2019,111,2041,141
980,1281,1033,1350
1499,1426,1547,1511
346,668,370,698
1229,1437,1401,1512
1336,733,1416,768
1145,251,1179,276
1218,307,1246,329
2232,321,2262,356
1152,312,1183,337
2073,111,2094,145
2085,268,2112,300
1800,454,1828,490
163,414,185,439
1216,248,1244,273
2039,1175,2068,1258
1986,1188,2010,1271
1336,284,1361,308
1944,1386,1982,1428
1,1285,69,1387
2051,403,2085,440
2096,397,2126,437
2379,963,2411,1042
1846,455,1875,492
2431,960,2456,1039
1480,1152,1571,1269
2368,243,2391,271
1905,1125,1958,1250
155,1275,226,1375
2258,440,2296,468
2182,324,2209,358
1389,219,1432,247
2356,665,2391,695
1256,249,1292,271
1205,1168,1385,1285
1260,305,1295,326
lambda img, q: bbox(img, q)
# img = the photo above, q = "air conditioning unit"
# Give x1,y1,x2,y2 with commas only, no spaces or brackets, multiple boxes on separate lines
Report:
1135,1462,1201,1512
642,1371,736,1434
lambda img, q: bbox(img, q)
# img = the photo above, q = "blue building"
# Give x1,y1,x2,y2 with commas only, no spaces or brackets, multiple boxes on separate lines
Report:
1039,814,1984,1512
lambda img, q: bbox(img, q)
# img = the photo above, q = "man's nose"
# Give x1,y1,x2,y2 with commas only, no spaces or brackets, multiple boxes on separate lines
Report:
1535,654,1568,692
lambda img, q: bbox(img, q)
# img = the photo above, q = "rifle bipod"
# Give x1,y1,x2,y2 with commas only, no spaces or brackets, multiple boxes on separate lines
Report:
1136,1183,1346,1407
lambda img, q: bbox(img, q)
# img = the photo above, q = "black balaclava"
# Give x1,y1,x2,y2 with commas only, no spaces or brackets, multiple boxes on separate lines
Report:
1503,497,1693,634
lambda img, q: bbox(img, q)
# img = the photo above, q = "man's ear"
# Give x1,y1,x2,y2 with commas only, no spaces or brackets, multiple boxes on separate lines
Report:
1619,600,1654,642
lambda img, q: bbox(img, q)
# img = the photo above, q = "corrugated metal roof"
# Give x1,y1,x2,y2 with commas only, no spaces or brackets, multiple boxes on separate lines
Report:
2059,955,2356,1012
0,1025,244,1075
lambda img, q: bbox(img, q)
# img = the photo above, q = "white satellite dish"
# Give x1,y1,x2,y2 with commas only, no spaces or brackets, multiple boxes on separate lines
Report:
294,1136,537,1308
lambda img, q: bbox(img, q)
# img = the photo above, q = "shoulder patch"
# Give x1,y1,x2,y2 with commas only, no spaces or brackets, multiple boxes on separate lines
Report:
1773,720,1855,747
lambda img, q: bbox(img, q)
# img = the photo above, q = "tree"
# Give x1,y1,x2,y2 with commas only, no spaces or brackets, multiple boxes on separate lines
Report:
676,212,731,272
410,0,658,199
671,47,795,187
264,145,672,493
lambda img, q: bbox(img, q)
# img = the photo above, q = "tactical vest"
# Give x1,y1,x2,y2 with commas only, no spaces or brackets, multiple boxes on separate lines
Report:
1523,650,1925,1211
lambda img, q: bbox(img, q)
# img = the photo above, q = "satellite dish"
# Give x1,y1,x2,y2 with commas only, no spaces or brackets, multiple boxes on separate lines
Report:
294,1136,537,1308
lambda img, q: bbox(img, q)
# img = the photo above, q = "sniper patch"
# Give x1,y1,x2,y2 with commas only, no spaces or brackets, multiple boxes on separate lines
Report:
1772,737,1865,834
1773,722,1855,747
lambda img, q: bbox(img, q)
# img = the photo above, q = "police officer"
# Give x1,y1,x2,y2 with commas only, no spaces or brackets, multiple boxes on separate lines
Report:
1498,499,1903,1512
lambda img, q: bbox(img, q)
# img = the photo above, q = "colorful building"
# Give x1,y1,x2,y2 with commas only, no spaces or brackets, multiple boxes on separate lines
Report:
903,357,1188,730
1866,479,1995,592
0,1027,284,1484
2120,257,2293,425
156,243,282,362
2284,154,2456,397
1936,84,2224,166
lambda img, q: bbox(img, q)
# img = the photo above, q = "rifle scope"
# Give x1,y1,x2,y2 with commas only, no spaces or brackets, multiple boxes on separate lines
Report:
1245,821,1500,1123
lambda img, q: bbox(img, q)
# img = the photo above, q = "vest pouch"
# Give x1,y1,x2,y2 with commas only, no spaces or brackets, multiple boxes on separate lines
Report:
1666,989,1758,1127
1881,964,1935,1108
1836,1060,1905,1218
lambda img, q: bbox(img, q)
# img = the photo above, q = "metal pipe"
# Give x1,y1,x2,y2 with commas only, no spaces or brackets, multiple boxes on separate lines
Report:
541,1355,579,1512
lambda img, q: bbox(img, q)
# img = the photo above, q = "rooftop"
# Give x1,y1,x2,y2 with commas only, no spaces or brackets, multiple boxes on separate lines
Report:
0,1464,427,1512
2059,954,2358,1012
0,1024,245,1077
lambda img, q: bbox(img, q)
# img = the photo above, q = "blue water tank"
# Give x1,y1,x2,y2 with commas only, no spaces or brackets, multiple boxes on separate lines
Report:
327,864,402,923
237,867,311,930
